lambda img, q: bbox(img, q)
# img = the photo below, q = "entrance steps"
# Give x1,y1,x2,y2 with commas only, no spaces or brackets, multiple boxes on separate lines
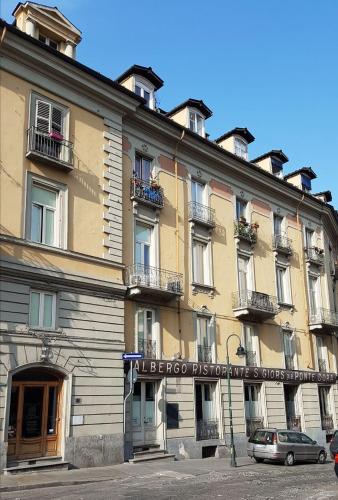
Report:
129,445,175,464
4,456,69,475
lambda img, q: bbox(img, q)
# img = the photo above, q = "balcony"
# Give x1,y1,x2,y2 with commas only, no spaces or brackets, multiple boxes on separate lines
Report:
197,345,213,363
287,416,302,432
188,201,215,228
321,415,334,433
234,219,258,245
232,290,278,320
26,127,73,171
125,264,183,301
246,417,264,437
305,246,324,266
246,350,257,367
130,177,164,209
138,339,156,359
196,420,219,441
285,355,295,371
309,308,338,333
273,234,293,256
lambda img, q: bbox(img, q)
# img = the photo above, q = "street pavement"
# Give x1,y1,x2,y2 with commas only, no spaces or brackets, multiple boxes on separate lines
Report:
1,457,337,499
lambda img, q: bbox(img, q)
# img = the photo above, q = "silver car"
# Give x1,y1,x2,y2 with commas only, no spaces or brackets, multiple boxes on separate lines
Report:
247,428,327,466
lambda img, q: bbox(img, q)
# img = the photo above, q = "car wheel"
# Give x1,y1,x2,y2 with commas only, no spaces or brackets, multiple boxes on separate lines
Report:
284,452,295,466
317,451,326,464
254,457,264,463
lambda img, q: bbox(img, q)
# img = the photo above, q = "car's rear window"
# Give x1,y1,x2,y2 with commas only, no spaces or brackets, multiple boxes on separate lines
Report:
250,431,274,444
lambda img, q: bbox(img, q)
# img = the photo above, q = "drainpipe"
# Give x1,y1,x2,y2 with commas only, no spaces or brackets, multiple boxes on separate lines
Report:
0,26,7,45
173,130,185,355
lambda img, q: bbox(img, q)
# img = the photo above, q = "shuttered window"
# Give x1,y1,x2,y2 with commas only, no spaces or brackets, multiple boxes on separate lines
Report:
35,99,64,135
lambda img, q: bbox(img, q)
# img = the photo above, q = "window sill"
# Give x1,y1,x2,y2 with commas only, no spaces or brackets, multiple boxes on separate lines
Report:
278,302,294,310
28,327,64,336
191,282,215,297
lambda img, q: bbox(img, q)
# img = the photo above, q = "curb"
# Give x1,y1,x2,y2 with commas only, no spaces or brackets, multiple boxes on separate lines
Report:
0,476,115,494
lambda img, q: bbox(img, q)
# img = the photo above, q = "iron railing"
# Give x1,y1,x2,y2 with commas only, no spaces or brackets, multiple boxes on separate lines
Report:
246,350,257,367
232,290,278,315
246,417,264,437
188,201,215,227
309,308,338,327
234,220,258,244
305,247,325,265
318,359,327,373
196,419,219,441
125,264,183,295
287,416,302,432
321,415,334,432
273,234,293,255
138,339,156,359
285,355,295,371
130,177,164,208
27,126,73,166
197,345,213,363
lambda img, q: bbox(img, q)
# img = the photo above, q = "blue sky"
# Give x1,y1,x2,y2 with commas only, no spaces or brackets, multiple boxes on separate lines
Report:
2,0,337,205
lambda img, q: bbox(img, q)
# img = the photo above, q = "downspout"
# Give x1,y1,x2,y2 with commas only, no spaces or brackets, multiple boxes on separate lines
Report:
0,26,7,45
173,130,185,355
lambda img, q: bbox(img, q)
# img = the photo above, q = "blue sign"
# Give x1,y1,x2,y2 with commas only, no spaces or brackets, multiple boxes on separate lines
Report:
122,352,144,360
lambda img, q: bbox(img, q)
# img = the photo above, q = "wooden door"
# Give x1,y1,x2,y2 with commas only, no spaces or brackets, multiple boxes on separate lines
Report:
7,380,61,461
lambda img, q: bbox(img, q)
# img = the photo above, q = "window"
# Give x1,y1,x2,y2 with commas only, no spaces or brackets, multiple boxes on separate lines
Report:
137,308,156,358
134,154,152,181
271,158,283,178
33,96,65,137
29,290,56,329
283,330,295,370
236,198,247,220
135,223,152,266
238,255,251,295
26,175,66,248
243,324,258,366
135,80,154,109
301,175,312,193
189,111,204,136
308,275,319,315
234,138,248,160
192,239,210,285
191,180,205,205
196,315,214,362
39,34,58,50
276,265,290,304
305,228,314,248
318,386,331,419
316,336,327,372
273,214,283,236
195,382,218,440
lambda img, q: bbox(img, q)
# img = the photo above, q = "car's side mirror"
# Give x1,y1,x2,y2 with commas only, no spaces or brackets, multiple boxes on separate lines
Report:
312,440,317,445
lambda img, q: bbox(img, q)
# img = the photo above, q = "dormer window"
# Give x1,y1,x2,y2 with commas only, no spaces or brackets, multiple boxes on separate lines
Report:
38,33,58,50
135,79,154,109
189,110,204,136
271,158,283,178
301,175,312,193
234,137,248,160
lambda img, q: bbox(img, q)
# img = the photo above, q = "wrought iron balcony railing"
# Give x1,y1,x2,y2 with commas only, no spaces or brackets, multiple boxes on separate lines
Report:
188,201,215,227
273,234,293,255
305,246,325,265
234,219,258,244
138,339,156,359
130,177,164,208
27,126,73,170
232,290,278,315
196,419,219,441
321,415,334,432
287,416,302,432
246,417,264,437
125,264,183,295
285,355,295,371
197,345,213,363
318,359,327,373
309,308,338,328
246,350,257,367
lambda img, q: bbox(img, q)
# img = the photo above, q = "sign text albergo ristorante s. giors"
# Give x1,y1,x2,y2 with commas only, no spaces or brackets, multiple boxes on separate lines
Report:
132,359,337,384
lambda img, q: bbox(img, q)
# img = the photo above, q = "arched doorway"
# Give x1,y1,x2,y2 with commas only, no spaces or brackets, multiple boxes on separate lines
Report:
7,366,64,461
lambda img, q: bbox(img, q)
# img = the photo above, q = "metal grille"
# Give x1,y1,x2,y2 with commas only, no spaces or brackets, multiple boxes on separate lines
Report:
321,415,334,432
232,290,278,314
27,126,73,165
125,264,183,294
306,247,324,265
309,308,338,327
197,345,213,363
318,359,327,373
196,420,219,441
130,177,164,208
246,350,257,367
273,234,293,254
285,355,295,371
138,339,156,359
188,201,215,227
234,220,257,244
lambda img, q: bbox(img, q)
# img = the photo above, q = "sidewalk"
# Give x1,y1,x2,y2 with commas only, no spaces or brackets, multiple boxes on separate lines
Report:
0,457,253,494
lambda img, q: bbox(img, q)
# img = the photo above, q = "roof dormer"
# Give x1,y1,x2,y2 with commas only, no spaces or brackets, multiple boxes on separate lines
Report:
252,150,288,178
12,2,82,58
166,99,212,138
116,65,163,110
215,128,255,161
284,167,317,193
313,191,332,203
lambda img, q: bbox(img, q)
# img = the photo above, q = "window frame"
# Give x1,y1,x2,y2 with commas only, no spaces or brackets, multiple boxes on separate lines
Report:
29,92,69,140
196,314,216,363
134,153,153,181
283,329,297,369
191,179,206,205
38,33,59,50
25,173,68,249
242,323,260,367
234,136,248,160
134,77,155,109
276,264,291,305
188,108,205,137
236,198,248,221
192,237,212,286
135,307,159,358
29,289,57,330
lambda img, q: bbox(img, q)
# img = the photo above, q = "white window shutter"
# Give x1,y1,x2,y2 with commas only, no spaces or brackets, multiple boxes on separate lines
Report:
36,99,51,133
51,106,63,133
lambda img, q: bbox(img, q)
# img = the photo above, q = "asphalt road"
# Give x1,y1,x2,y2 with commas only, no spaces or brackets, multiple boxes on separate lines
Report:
3,461,338,500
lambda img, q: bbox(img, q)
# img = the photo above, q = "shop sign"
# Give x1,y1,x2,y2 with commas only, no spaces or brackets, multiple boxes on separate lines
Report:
132,359,337,384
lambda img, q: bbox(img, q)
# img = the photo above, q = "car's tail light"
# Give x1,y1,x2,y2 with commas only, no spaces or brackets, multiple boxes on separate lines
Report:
272,433,277,445
335,454,338,464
